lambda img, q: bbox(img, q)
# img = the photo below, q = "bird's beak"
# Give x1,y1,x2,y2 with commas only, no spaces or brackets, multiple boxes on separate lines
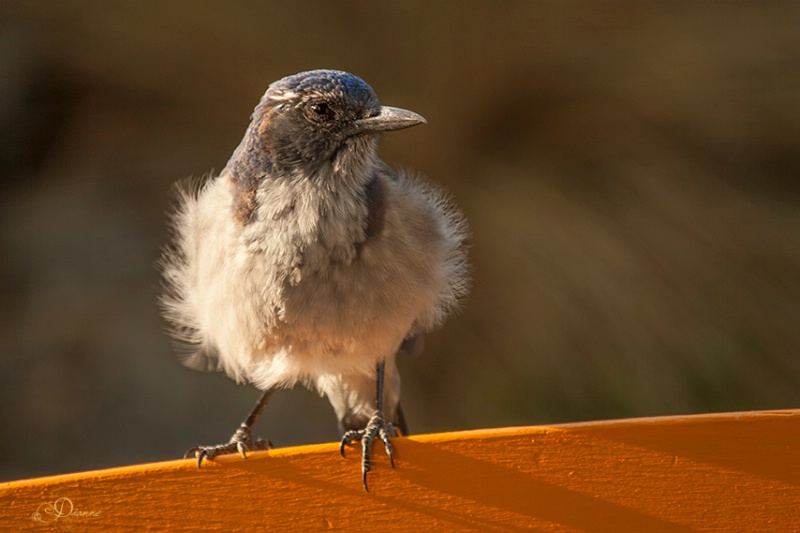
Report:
355,106,427,134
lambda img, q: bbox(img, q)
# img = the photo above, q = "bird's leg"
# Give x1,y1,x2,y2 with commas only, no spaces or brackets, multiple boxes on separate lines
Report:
185,388,276,468
339,360,396,492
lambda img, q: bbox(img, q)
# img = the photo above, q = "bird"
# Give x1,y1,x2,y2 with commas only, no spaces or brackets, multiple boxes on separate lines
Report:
160,69,469,491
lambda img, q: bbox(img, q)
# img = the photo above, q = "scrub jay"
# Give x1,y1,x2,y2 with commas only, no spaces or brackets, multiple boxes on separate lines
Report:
161,69,469,491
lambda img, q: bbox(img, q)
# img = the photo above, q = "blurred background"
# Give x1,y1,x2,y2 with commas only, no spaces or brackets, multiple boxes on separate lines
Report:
2,1,799,482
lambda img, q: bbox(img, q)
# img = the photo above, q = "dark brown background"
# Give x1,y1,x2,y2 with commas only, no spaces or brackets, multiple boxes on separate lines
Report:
2,1,799,481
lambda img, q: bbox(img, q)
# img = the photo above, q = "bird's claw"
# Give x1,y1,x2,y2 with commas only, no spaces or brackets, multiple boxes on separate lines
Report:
339,411,396,492
184,424,272,468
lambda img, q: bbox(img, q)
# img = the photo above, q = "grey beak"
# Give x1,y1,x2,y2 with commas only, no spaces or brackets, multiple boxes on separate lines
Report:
355,106,427,134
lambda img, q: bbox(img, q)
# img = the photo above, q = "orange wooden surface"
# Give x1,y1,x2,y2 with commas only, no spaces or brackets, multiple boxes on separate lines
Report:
2,410,799,531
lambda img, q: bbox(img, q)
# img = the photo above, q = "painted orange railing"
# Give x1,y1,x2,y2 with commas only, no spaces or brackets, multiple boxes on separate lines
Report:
2,410,799,531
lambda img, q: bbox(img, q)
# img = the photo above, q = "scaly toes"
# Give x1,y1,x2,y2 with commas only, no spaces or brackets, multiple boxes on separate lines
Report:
184,430,272,468
340,412,396,492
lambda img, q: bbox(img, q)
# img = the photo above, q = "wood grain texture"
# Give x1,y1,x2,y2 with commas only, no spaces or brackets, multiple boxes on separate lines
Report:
2,410,799,531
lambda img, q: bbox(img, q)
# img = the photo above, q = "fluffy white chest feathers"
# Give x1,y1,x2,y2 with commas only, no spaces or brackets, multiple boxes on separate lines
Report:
162,166,468,391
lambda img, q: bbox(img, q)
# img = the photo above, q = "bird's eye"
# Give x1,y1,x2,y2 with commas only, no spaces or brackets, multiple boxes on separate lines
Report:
310,102,331,116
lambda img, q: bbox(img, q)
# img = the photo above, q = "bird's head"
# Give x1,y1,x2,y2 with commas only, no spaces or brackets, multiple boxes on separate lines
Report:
238,70,426,178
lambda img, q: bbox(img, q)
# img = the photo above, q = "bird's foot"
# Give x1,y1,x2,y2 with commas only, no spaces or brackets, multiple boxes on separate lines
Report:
184,424,272,468
339,410,396,492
